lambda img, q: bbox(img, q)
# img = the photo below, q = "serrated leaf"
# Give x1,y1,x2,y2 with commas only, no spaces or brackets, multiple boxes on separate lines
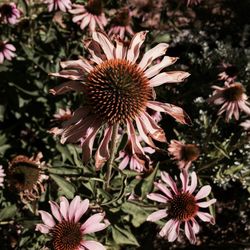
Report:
50,174,75,199
0,205,17,221
112,225,140,246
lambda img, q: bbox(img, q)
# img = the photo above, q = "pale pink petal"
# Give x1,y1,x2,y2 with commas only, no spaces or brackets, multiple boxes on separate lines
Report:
118,156,130,170
147,193,168,203
115,39,124,59
5,44,16,51
191,218,200,234
49,201,62,222
92,32,115,60
38,211,55,227
59,197,69,220
68,196,81,221
36,224,50,234
154,182,173,199
197,198,216,208
50,70,84,80
60,59,93,73
139,43,169,70
82,240,106,250
180,170,189,192
0,53,4,63
147,101,192,125
188,172,197,194
159,219,176,237
74,199,89,223
144,56,178,78
160,172,178,194
95,126,113,170
81,213,105,233
167,220,180,242
149,71,190,87
239,101,250,115
197,211,215,224
126,31,148,63
184,221,196,244
195,185,211,200
147,209,168,222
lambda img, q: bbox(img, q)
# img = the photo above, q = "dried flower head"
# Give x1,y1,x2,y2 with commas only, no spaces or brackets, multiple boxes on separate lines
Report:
0,41,16,64
0,3,21,24
36,196,109,250
7,153,47,203
147,171,216,244
0,165,6,187
50,31,191,170
70,0,107,32
108,8,134,39
168,140,200,170
208,82,250,122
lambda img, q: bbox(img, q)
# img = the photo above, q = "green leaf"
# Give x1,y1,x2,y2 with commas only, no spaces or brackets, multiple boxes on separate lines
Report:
48,167,82,175
50,174,76,199
224,164,244,175
121,202,149,227
0,205,17,221
112,225,140,246
56,144,74,164
212,142,230,159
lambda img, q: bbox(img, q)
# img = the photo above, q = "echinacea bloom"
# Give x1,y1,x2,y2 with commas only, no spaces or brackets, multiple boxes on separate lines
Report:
147,171,216,244
70,0,107,32
50,31,191,170
0,41,16,63
186,0,202,6
7,153,47,203
208,82,250,122
0,3,21,24
108,8,134,40
218,63,238,83
168,140,200,170
240,120,250,131
0,165,5,187
45,0,72,12
36,196,109,250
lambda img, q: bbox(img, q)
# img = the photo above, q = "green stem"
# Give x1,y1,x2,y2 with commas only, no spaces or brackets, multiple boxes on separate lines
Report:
105,123,119,190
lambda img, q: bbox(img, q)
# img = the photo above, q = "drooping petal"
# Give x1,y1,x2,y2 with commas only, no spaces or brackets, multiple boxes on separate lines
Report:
95,126,113,170
159,219,176,237
38,211,55,227
147,209,168,222
168,220,180,242
195,185,212,200
184,221,196,244
197,198,216,208
197,211,215,224
147,193,168,203
81,240,106,250
49,81,85,95
147,101,192,125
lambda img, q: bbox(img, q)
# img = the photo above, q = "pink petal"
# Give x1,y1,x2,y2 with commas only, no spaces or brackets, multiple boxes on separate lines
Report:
180,171,189,192
95,126,113,170
154,182,173,199
191,218,200,234
188,171,197,194
68,196,81,221
149,71,190,87
184,221,196,244
81,240,106,250
195,185,211,200
159,219,175,237
139,43,169,70
36,224,50,234
118,155,130,170
147,101,192,125
147,193,168,203
5,44,16,51
80,15,91,30
74,199,89,223
59,197,69,220
144,56,178,78
160,172,178,194
167,220,180,242
197,211,215,224
92,32,115,60
50,70,84,80
197,198,216,208
49,201,62,222
147,209,168,222
60,59,93,73
38,210,55,227
81,213,106,234
126,31,148,63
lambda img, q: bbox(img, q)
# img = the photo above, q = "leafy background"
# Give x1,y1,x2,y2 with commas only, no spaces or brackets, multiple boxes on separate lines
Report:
0,0,250,249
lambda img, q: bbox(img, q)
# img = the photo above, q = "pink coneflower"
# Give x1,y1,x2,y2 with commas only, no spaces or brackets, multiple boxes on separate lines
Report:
218,63,238,83
208,82,250,122
168,140,200,170
7,153,47,203
0,165,5,187
147,171,216,244
70,0,107,32
50,31,191,170
240,120,250,130
45,0,72,12
186,0,202,6
108,8,134,40
0,41,16,64
36,196,109,250
0,3,21,24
